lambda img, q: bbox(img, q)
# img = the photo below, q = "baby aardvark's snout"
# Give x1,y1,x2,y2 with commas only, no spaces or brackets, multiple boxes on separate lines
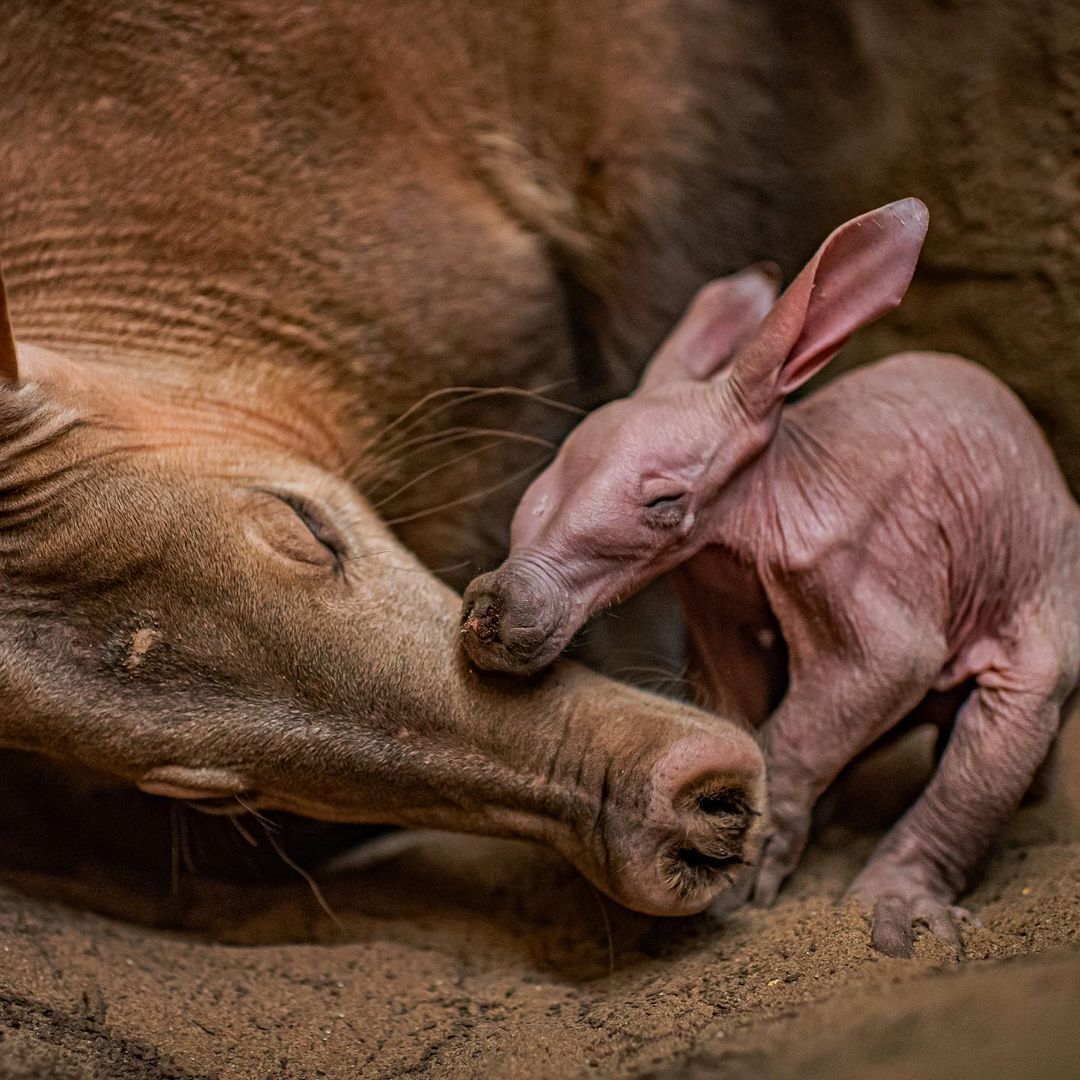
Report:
460,565,571,675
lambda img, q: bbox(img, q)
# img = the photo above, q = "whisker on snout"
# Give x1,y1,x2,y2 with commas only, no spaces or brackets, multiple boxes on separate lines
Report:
352,385,498,466
168,803,196,893
371,436,553,511
608,664,697,698
362,425,558,483
352,380,582,476
674,847,744,874
170,803,185,893
357,428,559,512
382,456,548,526
257,819,345,934
696,791,759,819
234,793,280,830
351,555,476,578
229,813,259,848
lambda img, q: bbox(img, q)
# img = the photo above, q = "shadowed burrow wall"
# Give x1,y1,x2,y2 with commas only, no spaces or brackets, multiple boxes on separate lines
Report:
771,0,1080,490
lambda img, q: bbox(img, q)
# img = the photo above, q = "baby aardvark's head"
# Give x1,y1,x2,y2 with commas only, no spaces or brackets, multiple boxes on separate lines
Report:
462,198,929,675
460,374,771,674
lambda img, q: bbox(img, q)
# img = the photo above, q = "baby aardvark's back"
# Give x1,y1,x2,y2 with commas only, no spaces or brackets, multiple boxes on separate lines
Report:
767,350,1080,678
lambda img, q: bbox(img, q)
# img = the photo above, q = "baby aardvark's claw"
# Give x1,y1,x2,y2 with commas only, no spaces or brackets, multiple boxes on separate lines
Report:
749,839,788,908
850,886,978,958
748,796,813,907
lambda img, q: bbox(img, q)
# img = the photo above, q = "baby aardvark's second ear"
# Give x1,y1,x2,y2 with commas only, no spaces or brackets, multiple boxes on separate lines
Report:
641,263,781,391
730,197,929,410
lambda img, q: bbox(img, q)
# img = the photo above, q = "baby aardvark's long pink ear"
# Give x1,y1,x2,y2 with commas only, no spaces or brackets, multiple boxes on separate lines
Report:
730,198,928,409
640,263,781,391
0,265,20,383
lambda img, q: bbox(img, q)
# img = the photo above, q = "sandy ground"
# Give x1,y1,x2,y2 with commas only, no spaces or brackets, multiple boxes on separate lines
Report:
0,706,1079,1080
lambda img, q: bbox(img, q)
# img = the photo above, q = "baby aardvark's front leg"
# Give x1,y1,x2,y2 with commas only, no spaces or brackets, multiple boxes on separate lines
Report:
847,624,1071,956
749,595,947,920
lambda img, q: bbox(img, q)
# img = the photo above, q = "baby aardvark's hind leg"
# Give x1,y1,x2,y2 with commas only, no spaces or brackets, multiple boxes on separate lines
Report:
847,631,1072,957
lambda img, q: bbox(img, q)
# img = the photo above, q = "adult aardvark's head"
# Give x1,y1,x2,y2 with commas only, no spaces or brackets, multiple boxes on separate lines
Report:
0,271,764,916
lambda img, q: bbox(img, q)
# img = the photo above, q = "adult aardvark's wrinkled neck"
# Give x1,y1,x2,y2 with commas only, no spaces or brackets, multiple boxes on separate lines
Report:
121,567,767,916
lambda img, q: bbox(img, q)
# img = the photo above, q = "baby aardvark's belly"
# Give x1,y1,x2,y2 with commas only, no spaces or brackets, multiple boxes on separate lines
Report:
675,546,787,726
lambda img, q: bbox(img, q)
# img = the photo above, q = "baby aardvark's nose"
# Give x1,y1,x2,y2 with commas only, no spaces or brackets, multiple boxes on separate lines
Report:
460,569,564,674
460,589,509,646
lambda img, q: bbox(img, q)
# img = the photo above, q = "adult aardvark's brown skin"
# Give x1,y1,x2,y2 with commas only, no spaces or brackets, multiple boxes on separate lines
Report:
0,1,775,914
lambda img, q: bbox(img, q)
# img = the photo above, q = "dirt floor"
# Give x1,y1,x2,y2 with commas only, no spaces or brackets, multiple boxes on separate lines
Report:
0,704,1077,1080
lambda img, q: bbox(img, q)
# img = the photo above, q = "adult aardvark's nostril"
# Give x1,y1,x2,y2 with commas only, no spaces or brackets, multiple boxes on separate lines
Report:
696,791,755,818
628,732,766,915
671,845,743,876
661,783,758,901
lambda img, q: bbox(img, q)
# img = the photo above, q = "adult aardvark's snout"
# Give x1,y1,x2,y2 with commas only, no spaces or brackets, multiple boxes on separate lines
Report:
459,561,765,913
461,561,575,675
0,286,765,921
603,728,765,914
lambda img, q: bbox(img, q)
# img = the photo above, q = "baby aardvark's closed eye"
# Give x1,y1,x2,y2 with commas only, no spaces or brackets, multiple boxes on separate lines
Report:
641,482,690,528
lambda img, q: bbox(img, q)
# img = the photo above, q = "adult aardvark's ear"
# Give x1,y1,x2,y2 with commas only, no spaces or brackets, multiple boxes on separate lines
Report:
730,198,928,410
0,265,20,384
640,263,781,391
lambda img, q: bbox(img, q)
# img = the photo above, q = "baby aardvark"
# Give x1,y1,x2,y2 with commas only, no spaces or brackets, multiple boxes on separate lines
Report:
461,199,1080,955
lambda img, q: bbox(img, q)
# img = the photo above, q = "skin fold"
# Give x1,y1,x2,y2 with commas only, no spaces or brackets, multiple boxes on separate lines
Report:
462,199,1080,955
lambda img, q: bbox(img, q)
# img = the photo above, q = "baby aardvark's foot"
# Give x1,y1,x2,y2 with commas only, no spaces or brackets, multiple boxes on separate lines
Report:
747,795,813,908
846,865,978,958
749,826,806,908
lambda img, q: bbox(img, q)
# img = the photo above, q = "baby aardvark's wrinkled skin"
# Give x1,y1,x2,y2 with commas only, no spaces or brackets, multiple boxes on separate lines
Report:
462,199,1080,955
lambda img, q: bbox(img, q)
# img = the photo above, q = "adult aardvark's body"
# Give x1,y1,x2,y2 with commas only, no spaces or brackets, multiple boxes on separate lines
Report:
0,1,778,912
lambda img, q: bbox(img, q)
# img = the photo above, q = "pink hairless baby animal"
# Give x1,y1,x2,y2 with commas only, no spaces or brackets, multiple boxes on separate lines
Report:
461,198,1080,955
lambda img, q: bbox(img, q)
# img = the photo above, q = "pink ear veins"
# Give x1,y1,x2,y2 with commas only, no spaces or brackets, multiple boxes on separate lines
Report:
730,198,929,406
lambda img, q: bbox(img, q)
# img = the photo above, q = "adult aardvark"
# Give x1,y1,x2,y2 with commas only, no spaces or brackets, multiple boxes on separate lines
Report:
0,1,783,914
